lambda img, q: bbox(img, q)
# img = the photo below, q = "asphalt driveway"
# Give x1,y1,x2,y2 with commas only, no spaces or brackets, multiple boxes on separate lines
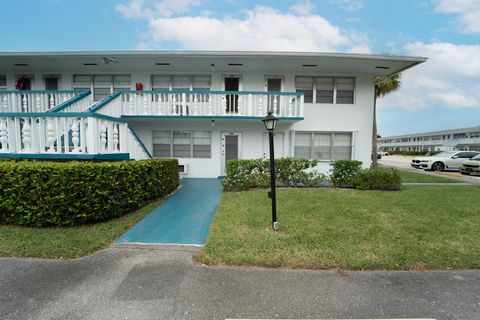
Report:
1,247,479,320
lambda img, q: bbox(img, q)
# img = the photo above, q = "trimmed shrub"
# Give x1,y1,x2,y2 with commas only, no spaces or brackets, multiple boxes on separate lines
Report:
0,159,179,226
354,167,401,191
222,158,324,191
330,160,363,188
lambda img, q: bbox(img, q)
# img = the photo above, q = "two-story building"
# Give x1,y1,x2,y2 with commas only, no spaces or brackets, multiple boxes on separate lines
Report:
0,51,426,177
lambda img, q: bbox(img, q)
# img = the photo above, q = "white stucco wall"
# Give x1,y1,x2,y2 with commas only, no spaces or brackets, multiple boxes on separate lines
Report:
3,69,374,178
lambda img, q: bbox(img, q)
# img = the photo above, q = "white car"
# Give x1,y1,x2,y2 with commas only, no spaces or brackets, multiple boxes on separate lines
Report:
411,151,480,171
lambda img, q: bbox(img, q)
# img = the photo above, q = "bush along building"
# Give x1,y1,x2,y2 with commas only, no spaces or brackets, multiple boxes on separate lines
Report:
0,51,425,177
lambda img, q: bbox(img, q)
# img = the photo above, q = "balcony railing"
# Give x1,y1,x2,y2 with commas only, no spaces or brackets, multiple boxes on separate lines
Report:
0,90,91,113
92,90,304,119
0,113,150,159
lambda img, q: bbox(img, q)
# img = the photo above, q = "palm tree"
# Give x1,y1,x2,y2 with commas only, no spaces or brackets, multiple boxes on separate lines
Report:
372,73,401,167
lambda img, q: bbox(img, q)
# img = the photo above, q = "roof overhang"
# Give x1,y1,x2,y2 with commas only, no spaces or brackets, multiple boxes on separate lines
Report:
0,51,427,76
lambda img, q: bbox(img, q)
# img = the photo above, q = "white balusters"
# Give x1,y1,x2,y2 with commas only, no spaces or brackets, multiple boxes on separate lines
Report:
21,118,32,151
143,94,148,114
158,94,163,115
71,119,80,153
2,95,7,112
0,118,8,151
273,95,278,115
100,122,107,151
36,96,42,112
100,91,304,118
49,95,55,110
208,95,213,115
258,95,263,116
193,94,199,115
113,125,119,151
22,95,28,112
172,94,177,115
129,93,134,115
46,119,56,152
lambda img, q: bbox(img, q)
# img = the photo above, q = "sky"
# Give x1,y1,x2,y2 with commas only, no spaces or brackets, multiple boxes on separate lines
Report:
1,0,480,136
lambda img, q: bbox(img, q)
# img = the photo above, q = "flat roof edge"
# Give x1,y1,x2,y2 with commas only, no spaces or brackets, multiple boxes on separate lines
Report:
0,50,428,63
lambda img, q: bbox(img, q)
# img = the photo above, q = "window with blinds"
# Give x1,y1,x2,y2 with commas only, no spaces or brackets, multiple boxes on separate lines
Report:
295,76,355,104
153,130,212,158
173,131,192,157
153,131,171,157
151,75,171,90
193,131,212,158
73,74,131,101
295,76,314,103
0,75,7,89
315,77,334,103
294,132,352,160
151,75,211,91
336,78,354,104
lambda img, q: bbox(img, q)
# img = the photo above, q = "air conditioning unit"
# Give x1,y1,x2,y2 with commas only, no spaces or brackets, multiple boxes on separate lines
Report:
178,164,188,176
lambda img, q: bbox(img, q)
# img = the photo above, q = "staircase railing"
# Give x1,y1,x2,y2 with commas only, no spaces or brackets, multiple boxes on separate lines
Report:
0,90,91,113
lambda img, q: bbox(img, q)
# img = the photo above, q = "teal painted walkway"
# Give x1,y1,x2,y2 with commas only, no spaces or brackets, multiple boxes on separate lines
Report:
117,179,222,246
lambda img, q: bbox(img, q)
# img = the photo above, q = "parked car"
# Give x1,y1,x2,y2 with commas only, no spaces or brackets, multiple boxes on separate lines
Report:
378,151,390,156
411,151,480,171
376,152,382,160
459,154,480,176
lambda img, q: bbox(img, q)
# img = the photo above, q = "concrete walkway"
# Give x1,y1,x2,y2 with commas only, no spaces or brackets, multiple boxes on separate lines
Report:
1,247,479,320
117,179,222,246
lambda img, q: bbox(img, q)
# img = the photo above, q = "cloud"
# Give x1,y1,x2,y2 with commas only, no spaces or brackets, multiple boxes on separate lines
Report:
115,0,202,19
290,1,314,15
433,0,480,33
329,0,363,12
116,1,371,52
379,41,480,110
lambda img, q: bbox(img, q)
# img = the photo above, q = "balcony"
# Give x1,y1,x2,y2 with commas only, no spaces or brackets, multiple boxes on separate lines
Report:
92,90,304,120
0,90,92,113
0,113,150,160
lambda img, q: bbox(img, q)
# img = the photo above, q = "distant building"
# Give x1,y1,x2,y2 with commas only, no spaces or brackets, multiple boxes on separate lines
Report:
378,126,480,152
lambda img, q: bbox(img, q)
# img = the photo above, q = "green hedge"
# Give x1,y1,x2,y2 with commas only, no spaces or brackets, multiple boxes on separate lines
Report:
222,158,324,191
0,159,179,226
330,160,363,188
386,150,440,156
355,167,401,191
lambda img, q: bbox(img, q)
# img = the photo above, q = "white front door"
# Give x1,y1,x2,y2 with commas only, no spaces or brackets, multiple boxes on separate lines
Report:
221,132,242,175
263,132,284,159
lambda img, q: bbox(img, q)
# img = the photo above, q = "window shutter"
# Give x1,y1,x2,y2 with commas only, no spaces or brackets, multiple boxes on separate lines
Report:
295,76,313,103
315,77,334,103
336,77,354,104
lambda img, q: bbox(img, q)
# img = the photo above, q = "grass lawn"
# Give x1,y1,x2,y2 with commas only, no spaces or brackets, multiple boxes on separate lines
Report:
0,199,162,259
398,169,462,183
197,186,480,270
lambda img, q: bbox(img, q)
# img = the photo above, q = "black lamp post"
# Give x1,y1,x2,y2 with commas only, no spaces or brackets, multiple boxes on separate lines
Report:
262,111,280,231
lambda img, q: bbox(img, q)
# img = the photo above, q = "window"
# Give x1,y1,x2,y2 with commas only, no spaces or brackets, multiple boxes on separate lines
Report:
153,131,171,157
151,75,211,91
73,74,131,101
153,130,212,158
173,131,191,157
294,132,352,160
0,75,7,90
295,76,355,104
193,131,212,158
336,77,354,104
295,77,313,103
151,75,171,90
315,77,334,103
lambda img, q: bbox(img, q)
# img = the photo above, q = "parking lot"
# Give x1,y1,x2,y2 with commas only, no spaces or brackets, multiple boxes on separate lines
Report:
379,155,480,185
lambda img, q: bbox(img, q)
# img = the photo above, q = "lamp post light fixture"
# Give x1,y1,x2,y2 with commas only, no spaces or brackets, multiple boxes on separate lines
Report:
262,111,280,231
